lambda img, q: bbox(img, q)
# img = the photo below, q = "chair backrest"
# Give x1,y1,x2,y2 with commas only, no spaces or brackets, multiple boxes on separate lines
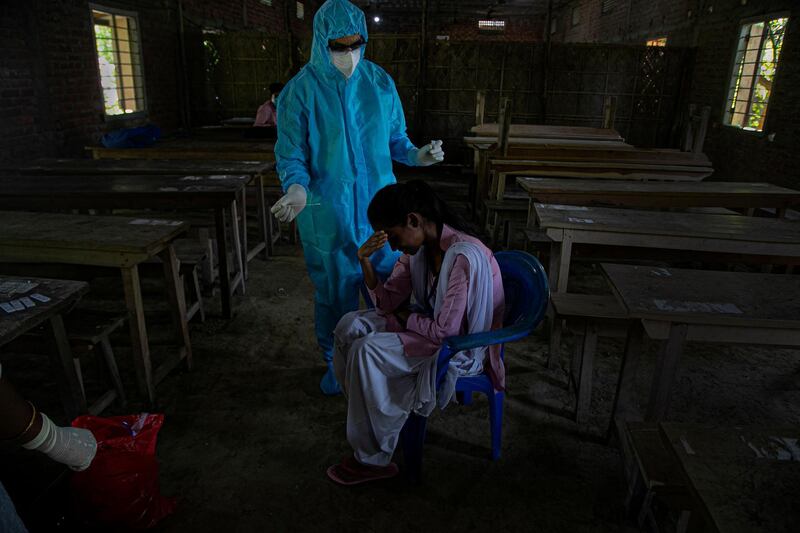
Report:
434,250,550,387
495,250,550,337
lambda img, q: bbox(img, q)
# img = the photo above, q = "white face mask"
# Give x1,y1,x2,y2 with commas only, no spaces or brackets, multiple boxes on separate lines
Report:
330,48,361,79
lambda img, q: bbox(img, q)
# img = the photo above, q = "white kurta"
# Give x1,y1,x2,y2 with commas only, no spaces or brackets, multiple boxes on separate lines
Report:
333,310,436,466
332,241,495,467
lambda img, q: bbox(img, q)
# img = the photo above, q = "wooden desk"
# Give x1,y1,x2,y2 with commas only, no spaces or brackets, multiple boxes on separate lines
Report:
470,124,625,142
536,204,800,293
519,179,800,227
464,135,631,210
0,277,89,419
16,158,275,181
189,126,275,142
464,136,630,150
0,174,247,320
465,136,632,200
0,211,192,405
499,146,709,164
16,158,280,262
602,264,800,422
492,160,711,189
660,423,800,532
86,139,275,161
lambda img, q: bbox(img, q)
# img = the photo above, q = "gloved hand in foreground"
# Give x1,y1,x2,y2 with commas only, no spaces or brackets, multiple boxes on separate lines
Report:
414,140,445,166
23,413,97,471
270,183,308,223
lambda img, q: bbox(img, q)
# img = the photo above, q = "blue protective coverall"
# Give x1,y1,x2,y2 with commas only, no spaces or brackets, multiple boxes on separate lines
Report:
275,0,421,394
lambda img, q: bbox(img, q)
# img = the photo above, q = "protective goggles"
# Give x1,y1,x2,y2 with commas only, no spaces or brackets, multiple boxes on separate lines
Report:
328,37,366,53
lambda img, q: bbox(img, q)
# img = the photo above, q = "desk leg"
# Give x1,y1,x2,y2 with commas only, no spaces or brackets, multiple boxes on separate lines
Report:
526,199,534,235
159,244,193,372
476,151,488,222
257,175,271,258
607,322,644,440
238,190,248,281
121,265,155,405
646,323,688,421
546,233,573,294
546,234,572,370
230,200,246,295
547,310,563,370
48,314,87,420
556,233,573,293
215,207,233,319
575,322,598,429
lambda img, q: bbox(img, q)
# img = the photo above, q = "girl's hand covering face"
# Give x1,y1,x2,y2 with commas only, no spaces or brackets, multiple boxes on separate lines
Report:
358,231,388,261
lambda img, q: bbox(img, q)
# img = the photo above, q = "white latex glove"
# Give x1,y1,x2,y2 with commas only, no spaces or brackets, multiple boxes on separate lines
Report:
22,413,98,471
414,140,445,166
270,183,307,223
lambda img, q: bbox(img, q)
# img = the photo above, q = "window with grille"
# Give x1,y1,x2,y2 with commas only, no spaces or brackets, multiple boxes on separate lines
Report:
601,0,615,15
91,5,146,117
724,15,788,132
647,37,667,47
296,2,304,19
478,20,506,31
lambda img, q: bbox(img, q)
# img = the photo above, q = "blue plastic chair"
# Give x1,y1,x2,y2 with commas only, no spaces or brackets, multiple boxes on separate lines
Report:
399,250,550,478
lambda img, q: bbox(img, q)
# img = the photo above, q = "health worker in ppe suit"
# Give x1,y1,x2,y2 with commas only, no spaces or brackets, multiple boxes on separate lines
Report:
271,0,444,395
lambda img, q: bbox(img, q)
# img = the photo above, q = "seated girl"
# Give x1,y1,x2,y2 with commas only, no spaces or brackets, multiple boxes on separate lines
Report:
327,180,505,486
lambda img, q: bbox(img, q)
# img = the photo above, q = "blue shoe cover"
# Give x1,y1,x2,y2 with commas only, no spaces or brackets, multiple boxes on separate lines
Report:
320,364,342,396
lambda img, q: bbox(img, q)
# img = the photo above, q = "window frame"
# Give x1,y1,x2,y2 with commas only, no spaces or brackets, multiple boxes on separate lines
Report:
89,3,148,120
721,12,790,134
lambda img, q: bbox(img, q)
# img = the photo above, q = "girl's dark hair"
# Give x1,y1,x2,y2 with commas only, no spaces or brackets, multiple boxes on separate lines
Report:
367,180,479,237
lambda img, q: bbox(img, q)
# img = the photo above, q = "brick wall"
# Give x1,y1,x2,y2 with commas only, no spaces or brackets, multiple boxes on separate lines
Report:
1,0,104,163
0,0,322,164
690,1,798,187
0,0,184,164
552,0,800,187
182,0,284,31
365,11,544,42
551,0,696,45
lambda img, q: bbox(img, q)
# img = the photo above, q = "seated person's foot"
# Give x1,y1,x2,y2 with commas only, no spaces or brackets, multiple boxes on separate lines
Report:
319,364,342,396
326,456,399,486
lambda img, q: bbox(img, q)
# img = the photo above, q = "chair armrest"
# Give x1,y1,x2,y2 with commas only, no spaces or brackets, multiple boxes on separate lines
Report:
443,323,533,353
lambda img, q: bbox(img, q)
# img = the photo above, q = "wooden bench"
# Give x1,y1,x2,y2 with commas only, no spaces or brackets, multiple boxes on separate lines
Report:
22,309,128,416
620,422,694,532
484,197,528,248
63,310,128,415
550,293,631,428
142,238,208,323
165,210,245,294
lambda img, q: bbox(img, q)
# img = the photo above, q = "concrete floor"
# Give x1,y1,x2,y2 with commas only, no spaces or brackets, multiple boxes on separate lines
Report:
4,242,800,532
150,246,628,533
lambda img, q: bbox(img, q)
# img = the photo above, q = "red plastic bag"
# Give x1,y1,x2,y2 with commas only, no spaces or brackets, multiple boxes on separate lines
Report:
70,413,176,529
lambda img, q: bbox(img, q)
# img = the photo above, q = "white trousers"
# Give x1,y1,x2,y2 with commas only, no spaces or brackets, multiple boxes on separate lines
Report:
333,310,436,466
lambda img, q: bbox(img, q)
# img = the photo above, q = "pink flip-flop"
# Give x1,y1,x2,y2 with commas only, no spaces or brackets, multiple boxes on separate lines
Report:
326,456,399,486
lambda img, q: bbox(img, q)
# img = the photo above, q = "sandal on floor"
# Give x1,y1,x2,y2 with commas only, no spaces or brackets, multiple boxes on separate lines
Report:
326,456,399,486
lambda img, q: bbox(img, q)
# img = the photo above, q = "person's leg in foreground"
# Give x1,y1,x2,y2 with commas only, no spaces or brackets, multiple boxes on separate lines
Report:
329,318,433,485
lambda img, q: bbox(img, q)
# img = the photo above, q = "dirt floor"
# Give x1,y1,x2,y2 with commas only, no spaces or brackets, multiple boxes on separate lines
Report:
3,241,800,533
